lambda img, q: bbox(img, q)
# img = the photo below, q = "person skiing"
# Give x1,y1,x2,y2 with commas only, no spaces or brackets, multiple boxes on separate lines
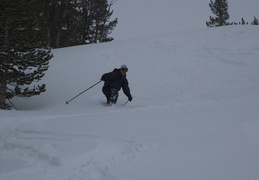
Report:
101,65,133,105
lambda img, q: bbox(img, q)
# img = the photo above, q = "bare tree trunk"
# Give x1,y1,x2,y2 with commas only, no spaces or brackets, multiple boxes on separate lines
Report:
0,71,7,109
0,22,9,109
56,30,61,48
47,27,51,47
55,0,69,48
95,21,99,43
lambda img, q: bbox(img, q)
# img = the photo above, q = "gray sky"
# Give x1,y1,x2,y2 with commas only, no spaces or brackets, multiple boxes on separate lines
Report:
111,0,259,40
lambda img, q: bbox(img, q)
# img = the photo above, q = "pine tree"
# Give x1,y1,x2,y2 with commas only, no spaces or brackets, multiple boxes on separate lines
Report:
241,18,246,25
251,16,259,25
0,0,53,109
44,0,118,48
44,0,78,48
79,0,118,44
206,0,230,27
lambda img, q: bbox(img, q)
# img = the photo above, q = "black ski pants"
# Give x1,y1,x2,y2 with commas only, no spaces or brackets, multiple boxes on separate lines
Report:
102,86,119,103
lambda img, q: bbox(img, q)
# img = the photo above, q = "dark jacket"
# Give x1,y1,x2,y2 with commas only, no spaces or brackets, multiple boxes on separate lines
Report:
101,68,132,98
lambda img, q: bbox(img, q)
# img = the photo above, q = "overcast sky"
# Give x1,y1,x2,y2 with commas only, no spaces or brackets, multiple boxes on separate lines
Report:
111,0,259,40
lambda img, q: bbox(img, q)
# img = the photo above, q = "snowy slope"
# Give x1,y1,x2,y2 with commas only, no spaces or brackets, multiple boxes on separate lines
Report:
1,26,259,180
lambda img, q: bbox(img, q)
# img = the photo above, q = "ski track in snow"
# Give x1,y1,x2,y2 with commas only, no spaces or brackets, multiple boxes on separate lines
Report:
0,110,160,180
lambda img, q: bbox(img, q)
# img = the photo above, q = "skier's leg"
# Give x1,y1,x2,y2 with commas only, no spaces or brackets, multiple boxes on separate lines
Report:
110,88,119,104
102,86,112,104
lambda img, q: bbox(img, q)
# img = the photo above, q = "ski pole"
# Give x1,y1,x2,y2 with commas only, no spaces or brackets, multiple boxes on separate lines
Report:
123,100,129,106
65,80,102,104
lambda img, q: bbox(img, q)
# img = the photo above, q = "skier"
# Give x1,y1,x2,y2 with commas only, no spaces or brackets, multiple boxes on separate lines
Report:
101,65,133,105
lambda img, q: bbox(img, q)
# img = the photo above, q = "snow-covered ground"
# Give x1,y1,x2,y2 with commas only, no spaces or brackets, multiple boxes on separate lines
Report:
1,26,259,180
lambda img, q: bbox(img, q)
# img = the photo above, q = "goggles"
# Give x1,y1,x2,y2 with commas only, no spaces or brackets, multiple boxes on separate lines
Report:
121,68,128,72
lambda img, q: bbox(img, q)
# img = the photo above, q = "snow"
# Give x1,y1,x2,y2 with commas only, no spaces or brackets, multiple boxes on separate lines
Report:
1,26,259,180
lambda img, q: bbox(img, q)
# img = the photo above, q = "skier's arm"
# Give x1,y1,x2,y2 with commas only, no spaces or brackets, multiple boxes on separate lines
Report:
101,72,117,86
101,72,113,82
122,79,132,101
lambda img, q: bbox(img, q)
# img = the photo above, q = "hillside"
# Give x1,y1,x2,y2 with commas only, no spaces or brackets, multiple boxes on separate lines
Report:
1,26,259,180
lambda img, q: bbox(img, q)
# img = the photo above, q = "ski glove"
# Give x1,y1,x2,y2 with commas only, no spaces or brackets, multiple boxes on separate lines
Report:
128,95,133,102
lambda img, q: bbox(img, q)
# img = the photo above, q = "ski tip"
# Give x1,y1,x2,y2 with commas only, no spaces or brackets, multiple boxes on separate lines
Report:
65,101,69,105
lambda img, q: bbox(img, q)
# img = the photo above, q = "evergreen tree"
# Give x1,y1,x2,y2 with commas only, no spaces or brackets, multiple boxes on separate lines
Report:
0,0,53,109
79,0,118,44
251,16,259,25
45,0,118,48
241,18,246,25
206,0,230,27
44,0,69,48
44,0,80,48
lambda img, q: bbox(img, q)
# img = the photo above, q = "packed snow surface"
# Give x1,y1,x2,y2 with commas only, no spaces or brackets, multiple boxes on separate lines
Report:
1,26,259,180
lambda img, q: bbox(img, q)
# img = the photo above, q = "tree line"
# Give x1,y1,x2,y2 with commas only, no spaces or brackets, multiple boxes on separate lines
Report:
45,0,118,48
0,0,118,109
206,0,258,27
